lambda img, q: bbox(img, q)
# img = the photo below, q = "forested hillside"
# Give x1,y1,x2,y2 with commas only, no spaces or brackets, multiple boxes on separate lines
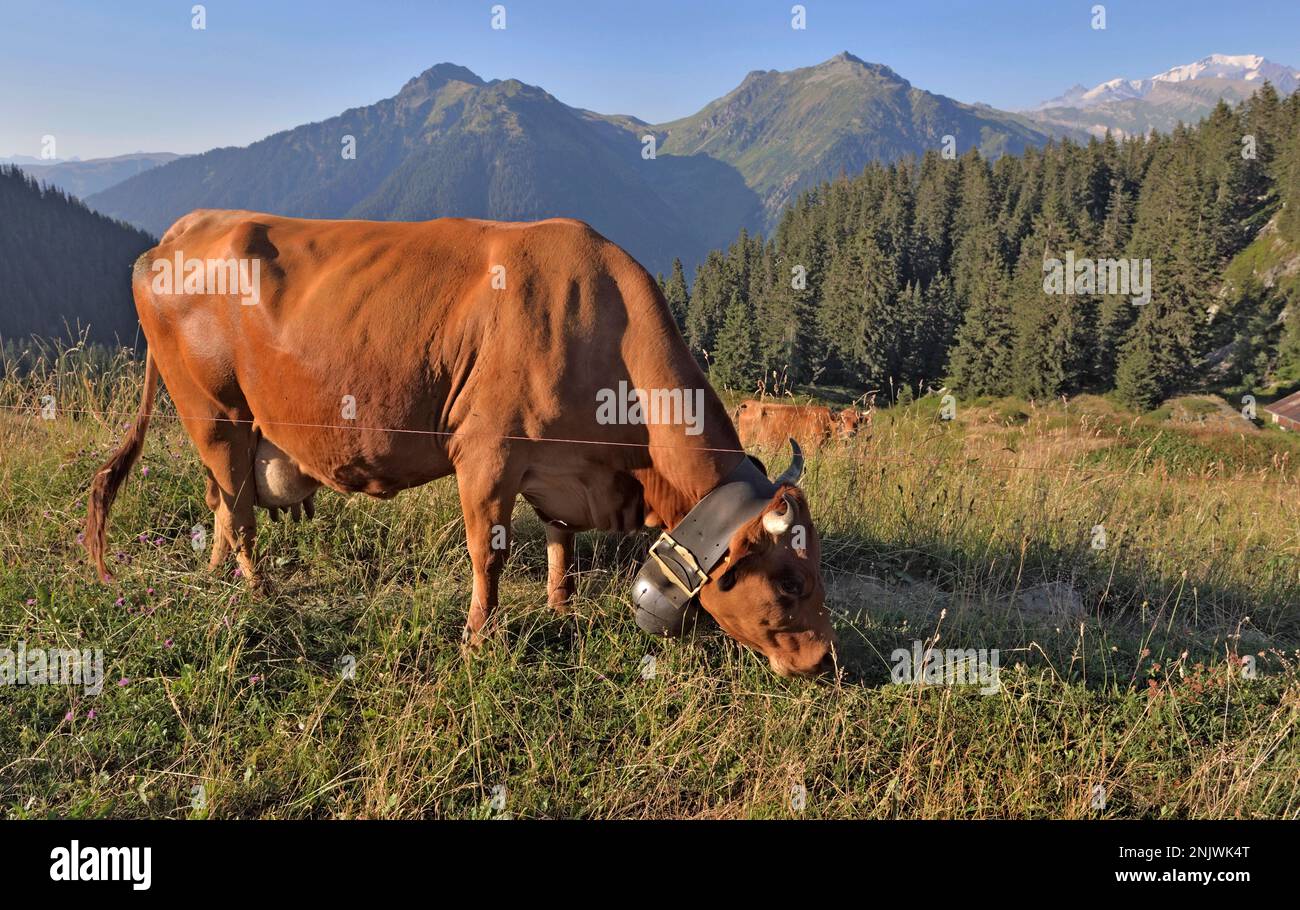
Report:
671,85,1300,408
0,167,155,346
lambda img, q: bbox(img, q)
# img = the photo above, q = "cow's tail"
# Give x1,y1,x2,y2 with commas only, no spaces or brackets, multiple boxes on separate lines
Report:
85,348,159,582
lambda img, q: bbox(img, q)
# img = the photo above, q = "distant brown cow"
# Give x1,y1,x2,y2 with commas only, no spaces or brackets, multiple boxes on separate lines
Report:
84,211,836,677
735,400,866,450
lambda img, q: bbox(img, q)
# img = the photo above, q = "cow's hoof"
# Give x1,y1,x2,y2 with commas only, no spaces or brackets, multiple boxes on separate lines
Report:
234,567,269,594
460,622,493,653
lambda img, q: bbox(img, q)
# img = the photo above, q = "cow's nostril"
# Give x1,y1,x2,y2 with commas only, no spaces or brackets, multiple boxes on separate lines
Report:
786,651,835,678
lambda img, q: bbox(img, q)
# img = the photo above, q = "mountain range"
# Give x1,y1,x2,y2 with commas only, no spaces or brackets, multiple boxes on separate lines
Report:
86,54,1064,274
35,51,1295,278
11,152,181,199
1027,54,1299,138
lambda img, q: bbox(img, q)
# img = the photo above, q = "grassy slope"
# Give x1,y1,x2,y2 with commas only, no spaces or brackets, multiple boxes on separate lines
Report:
2,354,1298,818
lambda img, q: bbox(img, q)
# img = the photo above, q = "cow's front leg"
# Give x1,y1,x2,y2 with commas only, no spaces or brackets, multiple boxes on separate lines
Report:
456,471,518,647
544,523,576,611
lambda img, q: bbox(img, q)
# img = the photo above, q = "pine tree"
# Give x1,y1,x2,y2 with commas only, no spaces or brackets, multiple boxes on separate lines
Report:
1114,316,1167,410
662,257,690,332
684,251,727,358
947,245,1015,397
710,291,761,391
817,230,902,388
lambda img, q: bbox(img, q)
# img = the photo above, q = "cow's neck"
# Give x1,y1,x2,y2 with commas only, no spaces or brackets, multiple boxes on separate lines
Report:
632,396,747,530
620,290,748,530
640,448,744,529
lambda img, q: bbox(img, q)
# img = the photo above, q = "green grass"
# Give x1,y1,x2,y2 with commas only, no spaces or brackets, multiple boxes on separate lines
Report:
2,348,1298,818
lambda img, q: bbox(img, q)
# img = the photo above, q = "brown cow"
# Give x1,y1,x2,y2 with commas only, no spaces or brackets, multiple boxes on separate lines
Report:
85,211,835,677
736,400,866,450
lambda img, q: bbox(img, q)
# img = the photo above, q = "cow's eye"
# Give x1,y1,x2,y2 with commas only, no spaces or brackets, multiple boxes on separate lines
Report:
778,573,803,599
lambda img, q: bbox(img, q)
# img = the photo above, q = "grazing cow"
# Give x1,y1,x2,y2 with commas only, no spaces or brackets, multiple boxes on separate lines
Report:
736,400,866,450
85,211,835,677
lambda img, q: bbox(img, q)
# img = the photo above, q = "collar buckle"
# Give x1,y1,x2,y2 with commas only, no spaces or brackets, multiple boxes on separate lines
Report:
649,532,708,598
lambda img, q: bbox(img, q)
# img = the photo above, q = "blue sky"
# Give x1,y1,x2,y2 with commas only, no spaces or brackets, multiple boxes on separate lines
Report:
3,0,1298,159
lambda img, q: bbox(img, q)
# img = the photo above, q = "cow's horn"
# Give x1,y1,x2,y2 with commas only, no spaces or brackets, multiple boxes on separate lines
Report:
774,437,804,486
762,492,797,535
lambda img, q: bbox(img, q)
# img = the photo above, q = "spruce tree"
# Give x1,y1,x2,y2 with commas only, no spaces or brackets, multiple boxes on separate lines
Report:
662,257,690,332
710,291,761,391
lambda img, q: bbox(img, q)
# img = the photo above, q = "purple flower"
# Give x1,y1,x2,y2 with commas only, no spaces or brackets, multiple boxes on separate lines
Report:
86,709,96,720
141,466,150,476
76,532,85,544
64,711,73,721
164,639,173,649
115,597,125,607
25,598,35,606
249,674,261,684
147,587,154,596
117,678,129,687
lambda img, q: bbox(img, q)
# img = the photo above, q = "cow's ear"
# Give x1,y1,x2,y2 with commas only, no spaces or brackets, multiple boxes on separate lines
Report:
725,508,774,569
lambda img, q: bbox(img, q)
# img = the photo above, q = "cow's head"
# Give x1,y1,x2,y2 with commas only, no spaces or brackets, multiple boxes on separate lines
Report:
697,484,836,677
836,407,865,439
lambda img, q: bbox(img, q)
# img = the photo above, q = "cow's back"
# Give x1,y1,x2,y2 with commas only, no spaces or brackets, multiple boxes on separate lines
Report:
736,400,836,450
131,210,730,505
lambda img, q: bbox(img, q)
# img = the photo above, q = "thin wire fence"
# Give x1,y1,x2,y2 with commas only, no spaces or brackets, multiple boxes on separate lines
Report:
3,400,1297,488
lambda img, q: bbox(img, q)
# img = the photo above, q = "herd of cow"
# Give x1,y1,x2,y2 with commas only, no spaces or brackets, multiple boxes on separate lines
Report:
85,211,870,678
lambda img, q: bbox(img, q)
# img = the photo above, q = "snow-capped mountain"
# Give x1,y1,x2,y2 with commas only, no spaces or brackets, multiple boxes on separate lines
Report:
1026,54,1299,138
1035,55,1299,111
1154,53,1298,90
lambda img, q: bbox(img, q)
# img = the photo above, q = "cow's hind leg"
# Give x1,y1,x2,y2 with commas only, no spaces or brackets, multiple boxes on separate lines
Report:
455,464,520,647
544,523,576,611
203,469,233,571
143,349,261,588
187,421,261,588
